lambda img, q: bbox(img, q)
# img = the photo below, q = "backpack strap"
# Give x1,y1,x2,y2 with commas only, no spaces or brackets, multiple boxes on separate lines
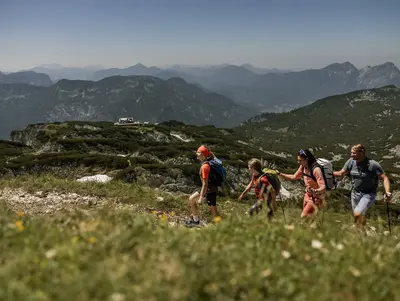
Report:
256,170,272,186
349,158,371,172
349,159,354,171
302,163,321,182
201,158,213,167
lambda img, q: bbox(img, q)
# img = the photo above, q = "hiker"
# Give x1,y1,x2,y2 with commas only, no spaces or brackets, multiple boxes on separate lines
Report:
185,145,222,227
278,149,326,221
333,144,392,227
239,158,278,220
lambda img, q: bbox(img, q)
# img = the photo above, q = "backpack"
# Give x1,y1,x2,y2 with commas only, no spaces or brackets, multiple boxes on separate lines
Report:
302,158,336,190
257,168,281,193
202,158,226,187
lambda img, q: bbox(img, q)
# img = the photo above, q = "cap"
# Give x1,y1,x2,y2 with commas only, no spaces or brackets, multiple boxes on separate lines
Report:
197,145,211,157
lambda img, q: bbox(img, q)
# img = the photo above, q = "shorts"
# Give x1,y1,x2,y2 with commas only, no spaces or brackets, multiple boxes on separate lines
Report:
205,192,217,206
351,190,376,215
302,193,324,217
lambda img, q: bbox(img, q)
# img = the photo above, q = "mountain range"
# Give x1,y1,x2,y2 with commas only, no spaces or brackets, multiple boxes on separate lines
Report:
0,76,257,139
0,71,53,86
5,61,398,112
30,64,104,81
85,62,400,111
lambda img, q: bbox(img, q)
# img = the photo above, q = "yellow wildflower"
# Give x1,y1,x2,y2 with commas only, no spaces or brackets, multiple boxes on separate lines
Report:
88,236,97,244
213,216,222,223
160,213,168,222
15,220,24,232
16,211,24,218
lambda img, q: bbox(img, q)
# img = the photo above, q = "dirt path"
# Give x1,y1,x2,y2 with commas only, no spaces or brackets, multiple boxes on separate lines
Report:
0,188,207,227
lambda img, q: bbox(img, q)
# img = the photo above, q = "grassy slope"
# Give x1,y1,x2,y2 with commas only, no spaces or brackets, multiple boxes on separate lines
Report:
0,176,399,301
235,86,400,177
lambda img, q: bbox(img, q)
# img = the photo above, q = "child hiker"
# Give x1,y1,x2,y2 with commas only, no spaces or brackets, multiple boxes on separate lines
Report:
278,149,326,223
185,145,222,227
239,158,278,220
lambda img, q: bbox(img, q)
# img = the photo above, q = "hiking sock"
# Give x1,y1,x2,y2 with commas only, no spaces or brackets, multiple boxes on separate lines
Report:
193,216,199,222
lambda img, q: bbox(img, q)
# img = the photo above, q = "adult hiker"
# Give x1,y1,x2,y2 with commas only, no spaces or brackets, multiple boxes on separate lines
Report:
185,145,223,227
333,144,392,227
278,149,326,222
239,158,278,220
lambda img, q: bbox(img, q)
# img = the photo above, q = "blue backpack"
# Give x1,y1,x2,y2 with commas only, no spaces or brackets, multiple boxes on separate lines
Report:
202,158,226,187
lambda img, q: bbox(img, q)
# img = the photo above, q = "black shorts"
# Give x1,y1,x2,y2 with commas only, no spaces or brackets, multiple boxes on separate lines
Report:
206,192,217,206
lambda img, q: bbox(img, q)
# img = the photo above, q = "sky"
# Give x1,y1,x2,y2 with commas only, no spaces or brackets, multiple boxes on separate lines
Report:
1,0,400,72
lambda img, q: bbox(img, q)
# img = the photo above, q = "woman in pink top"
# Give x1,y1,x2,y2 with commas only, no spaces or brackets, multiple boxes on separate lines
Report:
278,149,326,220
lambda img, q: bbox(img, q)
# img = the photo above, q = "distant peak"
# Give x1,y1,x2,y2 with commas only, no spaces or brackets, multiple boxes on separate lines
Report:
133,63,146,68
37,63,65,69
323,62,357,72
220,65,252,72
221,64,240,69
381,62,396,67
360,62,400,76
378,62,400,72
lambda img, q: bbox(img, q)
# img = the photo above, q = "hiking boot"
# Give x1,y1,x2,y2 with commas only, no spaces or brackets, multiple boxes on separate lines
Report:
249,203,262,216
185,217,200,228
267,210,274,220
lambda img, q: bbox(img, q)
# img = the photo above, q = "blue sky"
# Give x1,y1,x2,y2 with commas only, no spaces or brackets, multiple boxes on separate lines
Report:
1,0,399,71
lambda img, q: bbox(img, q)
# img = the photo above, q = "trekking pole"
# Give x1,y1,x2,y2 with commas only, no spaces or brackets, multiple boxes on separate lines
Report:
318,196,325,226
386,202,391,234
278,191,287,223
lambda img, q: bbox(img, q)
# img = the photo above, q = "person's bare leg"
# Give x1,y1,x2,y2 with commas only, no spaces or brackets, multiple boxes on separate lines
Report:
209,205,219,217
354,213,366,228
185,192,202,227
189,192,199,220
270,195,277,213
301,201,318,226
